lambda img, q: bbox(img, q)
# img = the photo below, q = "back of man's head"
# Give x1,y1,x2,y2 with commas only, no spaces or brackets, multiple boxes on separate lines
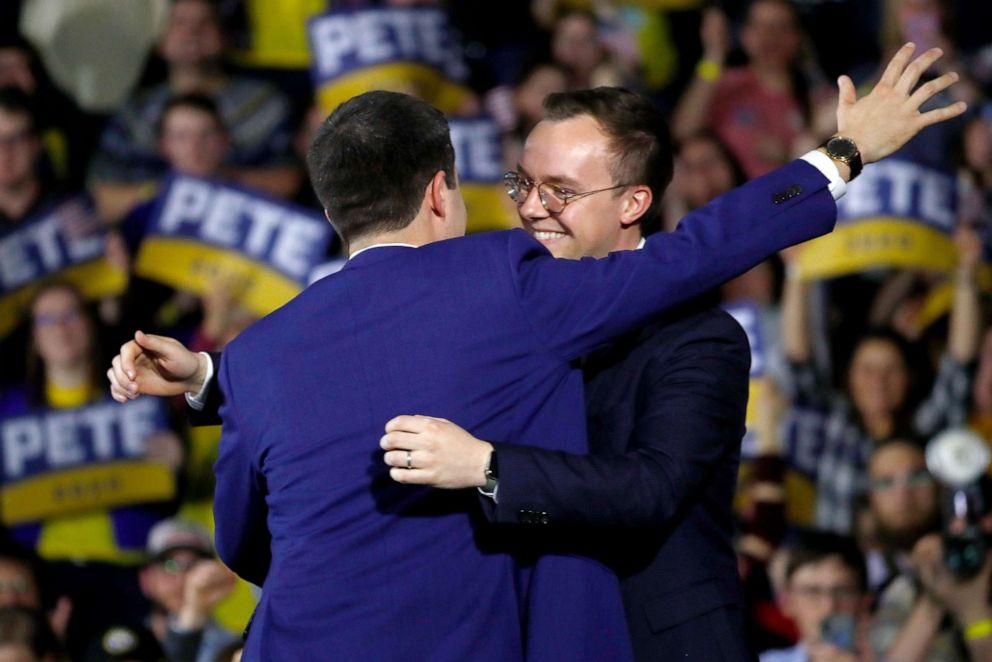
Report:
307,91,456,244
542,87,673,236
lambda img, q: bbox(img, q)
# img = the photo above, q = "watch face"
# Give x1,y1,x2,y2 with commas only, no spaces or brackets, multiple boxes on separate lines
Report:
827,136,857,160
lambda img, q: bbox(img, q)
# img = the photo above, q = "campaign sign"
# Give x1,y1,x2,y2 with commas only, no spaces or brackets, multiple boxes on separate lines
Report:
723,301,767,460
308,6,473,114
796,158,959,281
0,196,126,337
0,397,175,525
133,175,332,317
449,117,518,233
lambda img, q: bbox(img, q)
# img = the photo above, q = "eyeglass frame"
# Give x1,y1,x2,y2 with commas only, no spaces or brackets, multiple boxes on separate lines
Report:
502,171,631,214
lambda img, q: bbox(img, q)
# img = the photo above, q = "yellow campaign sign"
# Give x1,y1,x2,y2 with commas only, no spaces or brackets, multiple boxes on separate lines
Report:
463,184,518,234
134,237,301,318
315,61,474,115
1,461,175,526
795,217,958,281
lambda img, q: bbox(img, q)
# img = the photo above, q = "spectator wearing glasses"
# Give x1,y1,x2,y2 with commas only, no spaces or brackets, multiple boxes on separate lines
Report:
761,532,871,662
138,520,237,662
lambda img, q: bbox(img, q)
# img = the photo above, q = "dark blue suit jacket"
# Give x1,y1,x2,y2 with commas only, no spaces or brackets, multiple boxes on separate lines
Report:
212,161,835,660
490,303,754,661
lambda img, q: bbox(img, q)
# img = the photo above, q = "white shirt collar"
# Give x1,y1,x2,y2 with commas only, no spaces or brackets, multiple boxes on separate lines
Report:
637,237,646,250
348,243,417,260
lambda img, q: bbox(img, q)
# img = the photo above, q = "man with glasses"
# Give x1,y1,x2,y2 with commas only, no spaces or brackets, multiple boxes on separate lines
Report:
107,46,965,659
138,519,238,662
761,532,870,662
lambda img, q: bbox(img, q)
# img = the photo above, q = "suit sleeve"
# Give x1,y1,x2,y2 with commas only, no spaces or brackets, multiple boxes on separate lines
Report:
187,352,224,427
513,160,835,360
489,314,750,528
213,351,271,586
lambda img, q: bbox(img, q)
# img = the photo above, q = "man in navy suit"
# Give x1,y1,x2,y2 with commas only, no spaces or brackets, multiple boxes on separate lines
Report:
380,87,758,660
107,45,964,660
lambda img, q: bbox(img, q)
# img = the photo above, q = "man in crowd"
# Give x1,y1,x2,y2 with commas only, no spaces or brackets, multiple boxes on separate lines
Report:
761,533,872,662
88,0,298,221
138,519,238,662
107,45,966,658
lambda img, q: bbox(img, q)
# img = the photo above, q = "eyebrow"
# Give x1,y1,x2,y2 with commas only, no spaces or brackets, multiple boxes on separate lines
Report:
515,164,582,189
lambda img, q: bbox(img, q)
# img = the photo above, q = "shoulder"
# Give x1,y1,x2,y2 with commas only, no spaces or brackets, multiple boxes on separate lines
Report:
646,304,749,356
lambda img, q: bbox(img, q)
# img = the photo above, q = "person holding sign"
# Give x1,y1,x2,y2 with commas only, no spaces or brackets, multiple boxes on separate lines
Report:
779,224,981,535
108,44,966,660
1,282,183,655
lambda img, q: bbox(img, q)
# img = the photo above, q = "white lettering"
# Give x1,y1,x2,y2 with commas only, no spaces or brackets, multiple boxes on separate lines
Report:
45,411,84,469
2,419,43,478
159,178,212,233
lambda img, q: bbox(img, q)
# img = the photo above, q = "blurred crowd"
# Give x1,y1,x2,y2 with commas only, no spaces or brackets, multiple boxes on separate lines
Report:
0,0,991,660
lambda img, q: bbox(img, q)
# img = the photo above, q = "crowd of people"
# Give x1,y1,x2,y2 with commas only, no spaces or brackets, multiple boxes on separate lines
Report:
1,0,991,660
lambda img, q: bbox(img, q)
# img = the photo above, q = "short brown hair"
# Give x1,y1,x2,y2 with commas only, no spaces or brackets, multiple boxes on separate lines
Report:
543,87,673,236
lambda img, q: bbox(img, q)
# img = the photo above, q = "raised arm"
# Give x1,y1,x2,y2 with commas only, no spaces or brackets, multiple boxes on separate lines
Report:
515,44,966,361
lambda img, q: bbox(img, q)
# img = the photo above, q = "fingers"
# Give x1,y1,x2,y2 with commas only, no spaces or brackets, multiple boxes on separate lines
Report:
120,339,142,380
918,100,968,129
383,449,419,469
134,330,175,357
878,42,917,88
907,70,958,109
837,75,857,109
384,414,436,434
108,355,139,402
388,467,432,484
895,46,943,94
380,430,427,451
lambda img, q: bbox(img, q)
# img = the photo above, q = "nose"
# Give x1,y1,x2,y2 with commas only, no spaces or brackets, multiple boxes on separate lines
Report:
517,185,548,222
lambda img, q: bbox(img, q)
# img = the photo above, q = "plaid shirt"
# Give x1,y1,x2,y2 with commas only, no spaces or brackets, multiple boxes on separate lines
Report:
89,77,296,185
784,354,972,534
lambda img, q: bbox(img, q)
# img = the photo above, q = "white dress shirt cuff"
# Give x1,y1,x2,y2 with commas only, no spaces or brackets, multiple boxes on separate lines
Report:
184,352,214,411
800,150,847,201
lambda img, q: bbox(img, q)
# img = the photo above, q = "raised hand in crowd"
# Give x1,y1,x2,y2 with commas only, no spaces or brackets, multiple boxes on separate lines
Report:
176,560,238,632
108,330,209,402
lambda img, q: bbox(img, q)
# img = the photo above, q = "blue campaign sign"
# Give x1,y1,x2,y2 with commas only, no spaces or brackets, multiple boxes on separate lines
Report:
722,301,766,379
449,117,504,184
0,196,109,294
308,7,468,87
837,157,957,232
1,397,170,483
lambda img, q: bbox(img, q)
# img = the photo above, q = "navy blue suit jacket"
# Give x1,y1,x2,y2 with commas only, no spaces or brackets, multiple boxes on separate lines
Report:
212,160,835,660
490,303,754,660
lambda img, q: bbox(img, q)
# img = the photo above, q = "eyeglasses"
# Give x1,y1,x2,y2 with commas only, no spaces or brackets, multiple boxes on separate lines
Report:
156,556,203,576
32,309,82,328
868,468,933,492
791,584,861,603
503,171,629,214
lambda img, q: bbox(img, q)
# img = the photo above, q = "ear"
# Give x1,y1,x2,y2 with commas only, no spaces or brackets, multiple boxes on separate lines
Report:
619,185,653,228
426,170,449,219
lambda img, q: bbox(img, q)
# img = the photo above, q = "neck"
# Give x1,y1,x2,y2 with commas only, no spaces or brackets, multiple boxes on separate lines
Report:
0,178,40,220
169,63,226,94
611,229,644,253
47,362,91,389
750,61,791,91
861,413,894,440
347,221,437,257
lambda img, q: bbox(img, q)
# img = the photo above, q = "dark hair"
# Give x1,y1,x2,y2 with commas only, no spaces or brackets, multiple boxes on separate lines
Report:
0,607,64,659
306,91,456,244
543,87,673,236
157,92,225,138
25,281,102,407
745,0,813,125
846,326,921,434
785,530,868,593
0,86,38,136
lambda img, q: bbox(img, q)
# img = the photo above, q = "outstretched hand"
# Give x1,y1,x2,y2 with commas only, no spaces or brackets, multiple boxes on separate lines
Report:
107,331,207,402
837,42,967,165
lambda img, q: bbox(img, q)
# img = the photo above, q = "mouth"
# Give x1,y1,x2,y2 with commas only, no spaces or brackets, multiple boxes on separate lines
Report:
530,230,568,244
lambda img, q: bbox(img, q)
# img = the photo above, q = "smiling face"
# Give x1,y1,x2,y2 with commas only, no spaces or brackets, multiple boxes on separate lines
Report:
517,115,643,259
